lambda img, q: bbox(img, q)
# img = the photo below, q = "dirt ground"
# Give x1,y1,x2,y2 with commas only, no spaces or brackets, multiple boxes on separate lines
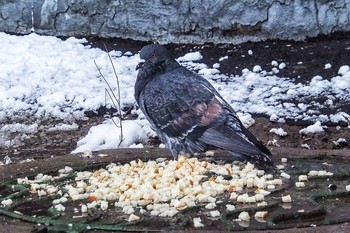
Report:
1,32,349,165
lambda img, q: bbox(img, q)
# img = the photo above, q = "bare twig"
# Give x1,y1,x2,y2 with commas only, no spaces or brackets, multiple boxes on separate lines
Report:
94,61,120,108
93,45,124,146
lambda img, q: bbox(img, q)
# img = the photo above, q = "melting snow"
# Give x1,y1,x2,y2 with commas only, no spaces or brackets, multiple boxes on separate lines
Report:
176,51,203,62
299,121,325,135
269,128,288,137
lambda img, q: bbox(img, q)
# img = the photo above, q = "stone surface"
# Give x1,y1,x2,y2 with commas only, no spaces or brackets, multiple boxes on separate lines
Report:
0,0,349,43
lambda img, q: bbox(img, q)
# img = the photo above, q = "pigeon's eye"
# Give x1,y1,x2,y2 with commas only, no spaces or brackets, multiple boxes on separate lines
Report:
151,53,156,58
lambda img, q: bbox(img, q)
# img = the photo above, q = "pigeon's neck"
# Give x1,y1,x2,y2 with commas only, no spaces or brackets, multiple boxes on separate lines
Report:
164,59,181,72
142,59,179,78
135,59,179,103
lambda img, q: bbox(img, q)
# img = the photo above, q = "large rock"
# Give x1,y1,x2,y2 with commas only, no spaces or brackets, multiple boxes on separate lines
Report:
0,0,349,43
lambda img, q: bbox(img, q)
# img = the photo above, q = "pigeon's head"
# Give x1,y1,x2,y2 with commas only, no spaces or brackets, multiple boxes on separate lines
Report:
136,44,171,70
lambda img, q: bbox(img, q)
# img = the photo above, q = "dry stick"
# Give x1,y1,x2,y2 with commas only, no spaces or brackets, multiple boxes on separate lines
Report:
93,61,121,130
93,48,124,146
93,62,119,117
104,45,125,146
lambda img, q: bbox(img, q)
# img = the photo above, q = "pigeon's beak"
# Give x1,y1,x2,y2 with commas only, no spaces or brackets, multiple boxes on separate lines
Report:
136,60,145,70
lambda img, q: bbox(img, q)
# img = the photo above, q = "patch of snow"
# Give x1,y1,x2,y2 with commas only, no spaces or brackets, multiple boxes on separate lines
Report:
338,65,349,75
72,118,153,154
0,123,38,133
301,144,311,149
213,63,220,69
3,155,13,165
299,121,325,134
269,128,287,137
20,158,36,163
179,61,207,71
198,68,220,76
48,123,79,132
253,65,262,73
329,112,349,123
272,67,279,74
267,139,280,147
278,62,286,69
324,63,332,69
129,143,144,148
0,32,139,121
237,112,255,128
332,138,347,146
219,56,228,61
269,114,279,122
176,52,203,62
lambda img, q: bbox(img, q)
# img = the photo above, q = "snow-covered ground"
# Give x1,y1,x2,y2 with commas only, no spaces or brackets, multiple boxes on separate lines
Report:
0,33,349,154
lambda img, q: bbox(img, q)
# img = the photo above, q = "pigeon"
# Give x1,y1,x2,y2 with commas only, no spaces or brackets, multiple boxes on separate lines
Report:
135,44,273,170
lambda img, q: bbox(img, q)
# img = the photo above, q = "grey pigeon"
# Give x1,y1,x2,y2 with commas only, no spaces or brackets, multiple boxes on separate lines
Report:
135,44,273,170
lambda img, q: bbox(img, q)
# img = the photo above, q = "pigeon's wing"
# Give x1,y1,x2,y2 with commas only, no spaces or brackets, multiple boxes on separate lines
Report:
141,69,225,140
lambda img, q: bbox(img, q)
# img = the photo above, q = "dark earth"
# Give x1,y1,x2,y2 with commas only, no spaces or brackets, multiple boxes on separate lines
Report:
1,32,350,232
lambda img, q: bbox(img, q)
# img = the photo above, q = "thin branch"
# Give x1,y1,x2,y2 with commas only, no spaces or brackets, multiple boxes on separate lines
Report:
94,61,120,106
103,44,122,108
93,45,125,147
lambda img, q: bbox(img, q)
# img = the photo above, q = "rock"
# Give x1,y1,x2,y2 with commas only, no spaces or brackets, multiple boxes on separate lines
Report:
0,0,350,43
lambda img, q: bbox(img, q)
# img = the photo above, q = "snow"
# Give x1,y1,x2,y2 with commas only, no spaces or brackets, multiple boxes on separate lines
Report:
324,63,332,69
278,62,286,69
253,65,262,73
332,138,347,147
0,33,139,122
301,143,311,149
219,56,228,61
1,123,38,133
237,113,255,129
269,128,288,137
72,118,152,153
48,123,79,132
338,65,349,75
0,32,349,154
299,121,325,135
198,68,220,76
213,63,220,69
176,51,203,62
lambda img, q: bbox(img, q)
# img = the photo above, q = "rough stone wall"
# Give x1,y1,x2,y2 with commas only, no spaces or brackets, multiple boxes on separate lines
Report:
0,0,349,44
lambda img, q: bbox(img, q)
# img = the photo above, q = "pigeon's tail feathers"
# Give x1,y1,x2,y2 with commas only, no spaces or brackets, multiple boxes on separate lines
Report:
199,125,274,170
